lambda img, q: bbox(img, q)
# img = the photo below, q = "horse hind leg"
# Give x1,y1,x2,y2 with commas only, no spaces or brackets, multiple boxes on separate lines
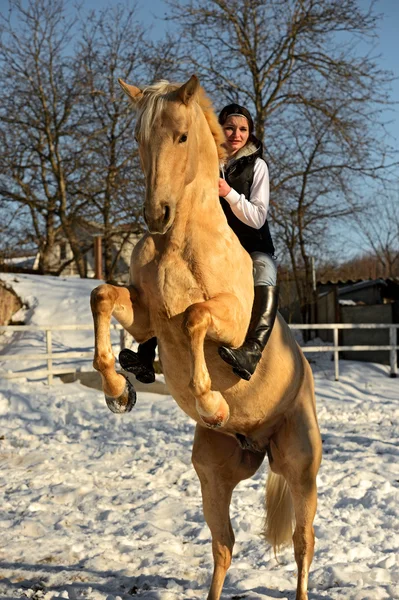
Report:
291,478,318,600
265,377,322,598
192,426,265,600
264,442,319,600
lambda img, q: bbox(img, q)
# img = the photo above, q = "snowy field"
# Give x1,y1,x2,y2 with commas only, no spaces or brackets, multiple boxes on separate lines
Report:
0,274,398,600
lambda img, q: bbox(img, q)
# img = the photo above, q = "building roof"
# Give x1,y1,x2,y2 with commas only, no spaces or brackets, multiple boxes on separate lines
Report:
317,277,399,302
338,279,387,295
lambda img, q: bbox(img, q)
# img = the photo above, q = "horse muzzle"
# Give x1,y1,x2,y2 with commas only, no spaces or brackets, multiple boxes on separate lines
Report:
144,202,174,234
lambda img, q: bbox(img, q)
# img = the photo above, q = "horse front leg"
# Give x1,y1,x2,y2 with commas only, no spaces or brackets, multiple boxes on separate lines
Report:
183,293,248,428
90,283,151,414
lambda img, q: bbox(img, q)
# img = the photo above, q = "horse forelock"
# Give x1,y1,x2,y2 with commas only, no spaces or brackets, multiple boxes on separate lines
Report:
136,80,226,162
136,80,179,141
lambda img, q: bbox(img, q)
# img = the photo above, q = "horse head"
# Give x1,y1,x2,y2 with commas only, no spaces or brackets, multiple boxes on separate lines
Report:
119,75,210,235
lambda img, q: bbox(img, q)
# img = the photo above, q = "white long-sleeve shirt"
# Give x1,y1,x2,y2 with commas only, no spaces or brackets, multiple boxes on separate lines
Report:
223,157,269,230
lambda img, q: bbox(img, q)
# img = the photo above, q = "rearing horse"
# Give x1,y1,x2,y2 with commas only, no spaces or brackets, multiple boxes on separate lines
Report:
90,75,322,600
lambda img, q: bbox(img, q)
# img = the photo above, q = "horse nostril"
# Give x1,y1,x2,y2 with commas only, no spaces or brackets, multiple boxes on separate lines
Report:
143,203,172,233
163,204,170,224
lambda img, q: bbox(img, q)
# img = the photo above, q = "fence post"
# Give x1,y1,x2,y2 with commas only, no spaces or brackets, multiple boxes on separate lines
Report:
46,329,53,386
334,327,339,381
389,326,397,378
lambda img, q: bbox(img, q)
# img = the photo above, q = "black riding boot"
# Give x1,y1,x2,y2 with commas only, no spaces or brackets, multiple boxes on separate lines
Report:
218,285,279,381
119,337,157,384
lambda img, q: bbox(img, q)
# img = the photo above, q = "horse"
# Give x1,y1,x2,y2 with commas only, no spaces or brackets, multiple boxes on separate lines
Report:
90,75,322,600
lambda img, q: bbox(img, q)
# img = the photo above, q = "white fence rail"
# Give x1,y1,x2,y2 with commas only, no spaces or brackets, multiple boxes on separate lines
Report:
292,323,398,380
0,324,125,386
0,323,398,384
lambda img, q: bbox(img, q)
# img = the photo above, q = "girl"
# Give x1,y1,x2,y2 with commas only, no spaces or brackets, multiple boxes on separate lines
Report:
216,103,278,380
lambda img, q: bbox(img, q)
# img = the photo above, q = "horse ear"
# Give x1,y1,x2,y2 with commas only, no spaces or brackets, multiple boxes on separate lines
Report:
177,75,199,105
118,79,143,104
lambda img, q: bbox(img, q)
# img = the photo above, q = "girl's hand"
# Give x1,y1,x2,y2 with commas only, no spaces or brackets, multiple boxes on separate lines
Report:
218,178,231,197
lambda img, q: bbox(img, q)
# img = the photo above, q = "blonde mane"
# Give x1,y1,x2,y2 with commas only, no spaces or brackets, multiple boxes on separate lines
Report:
136,80,226,162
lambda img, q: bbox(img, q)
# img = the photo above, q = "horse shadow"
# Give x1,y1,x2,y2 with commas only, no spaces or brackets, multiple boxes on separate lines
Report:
0,560,133,599
222,582,333,600
0,561,332,599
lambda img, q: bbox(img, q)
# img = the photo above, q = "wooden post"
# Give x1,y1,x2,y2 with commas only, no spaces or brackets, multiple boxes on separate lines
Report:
46,329,53,386
389,326,397,378
333,327,339,381
310,256,318,339
93,235,103,280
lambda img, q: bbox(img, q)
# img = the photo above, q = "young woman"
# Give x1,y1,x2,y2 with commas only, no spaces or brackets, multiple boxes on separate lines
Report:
119,103,278,382
216,103,278,380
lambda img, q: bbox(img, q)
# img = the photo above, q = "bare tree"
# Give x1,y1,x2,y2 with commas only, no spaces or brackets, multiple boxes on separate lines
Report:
352,191,399,278
0,0,90,275
0,199,36,268
166,0,398,320
0,0,182,279
75,4,147,281
75,3,182,281
271,100,374,320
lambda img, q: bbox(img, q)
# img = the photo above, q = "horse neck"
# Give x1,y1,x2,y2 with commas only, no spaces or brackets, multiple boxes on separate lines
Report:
168,115,228,247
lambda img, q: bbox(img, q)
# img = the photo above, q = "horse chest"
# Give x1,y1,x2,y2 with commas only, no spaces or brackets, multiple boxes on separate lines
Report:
153,255,206,316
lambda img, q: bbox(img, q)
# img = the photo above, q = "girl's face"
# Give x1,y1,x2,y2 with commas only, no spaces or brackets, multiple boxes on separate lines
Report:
222,115,250,156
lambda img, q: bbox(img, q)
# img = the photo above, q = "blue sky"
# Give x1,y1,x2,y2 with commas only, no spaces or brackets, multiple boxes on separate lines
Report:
2,0,398,150
85,0,399,152
363,0,399,151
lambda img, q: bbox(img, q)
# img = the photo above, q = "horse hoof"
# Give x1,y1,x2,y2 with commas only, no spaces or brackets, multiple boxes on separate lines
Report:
105,376,137,414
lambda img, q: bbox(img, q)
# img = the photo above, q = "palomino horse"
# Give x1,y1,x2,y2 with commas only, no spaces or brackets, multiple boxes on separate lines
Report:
90,75,322,600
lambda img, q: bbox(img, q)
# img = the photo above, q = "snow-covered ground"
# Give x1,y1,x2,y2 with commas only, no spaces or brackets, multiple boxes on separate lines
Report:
0,273,398,600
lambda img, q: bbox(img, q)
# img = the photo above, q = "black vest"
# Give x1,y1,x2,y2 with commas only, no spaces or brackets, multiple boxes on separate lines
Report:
220,145,275,256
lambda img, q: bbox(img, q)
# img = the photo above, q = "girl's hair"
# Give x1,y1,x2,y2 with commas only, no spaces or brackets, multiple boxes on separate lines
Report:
218,103,254,133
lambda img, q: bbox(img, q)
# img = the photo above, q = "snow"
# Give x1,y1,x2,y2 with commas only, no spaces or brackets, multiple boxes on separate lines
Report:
0,273,398,599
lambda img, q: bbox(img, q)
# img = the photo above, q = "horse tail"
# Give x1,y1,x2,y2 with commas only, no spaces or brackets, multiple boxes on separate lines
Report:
263,471,294,556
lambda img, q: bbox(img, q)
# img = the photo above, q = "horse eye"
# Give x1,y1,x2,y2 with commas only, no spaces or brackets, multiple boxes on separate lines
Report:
179,133,188,143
